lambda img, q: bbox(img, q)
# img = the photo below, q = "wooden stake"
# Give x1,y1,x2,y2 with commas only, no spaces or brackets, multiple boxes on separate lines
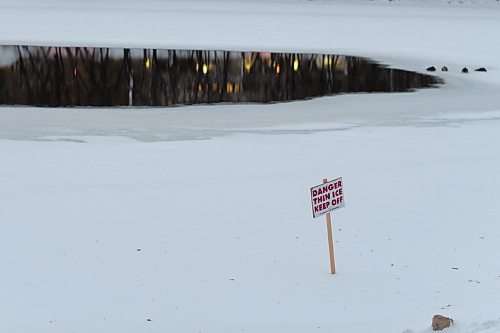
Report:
323,178,336,274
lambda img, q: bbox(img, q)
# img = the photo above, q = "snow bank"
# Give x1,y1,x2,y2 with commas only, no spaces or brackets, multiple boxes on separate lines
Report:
2,118,500,333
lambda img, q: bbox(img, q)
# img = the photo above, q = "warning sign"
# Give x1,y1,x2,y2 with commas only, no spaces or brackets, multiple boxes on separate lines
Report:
310,177,345,218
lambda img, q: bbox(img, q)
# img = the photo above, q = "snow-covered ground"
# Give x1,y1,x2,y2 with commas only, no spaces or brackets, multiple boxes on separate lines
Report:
1,0,500,332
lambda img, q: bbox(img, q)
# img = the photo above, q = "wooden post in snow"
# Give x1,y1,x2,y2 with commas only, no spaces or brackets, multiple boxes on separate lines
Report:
323,178,336,274
310,177,344,274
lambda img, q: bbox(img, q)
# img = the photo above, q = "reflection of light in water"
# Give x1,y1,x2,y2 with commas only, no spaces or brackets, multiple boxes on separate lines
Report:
322,55,333,67
336,56,348,74
197,63,213,74
0,47,439,107
244,58,252,72
244,53,255,73
226,82,240,94
323,55,333,67
316,55,346,73
225,82,240,94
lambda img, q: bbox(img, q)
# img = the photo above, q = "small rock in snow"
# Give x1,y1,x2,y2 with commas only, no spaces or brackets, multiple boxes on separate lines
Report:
432,315,453,331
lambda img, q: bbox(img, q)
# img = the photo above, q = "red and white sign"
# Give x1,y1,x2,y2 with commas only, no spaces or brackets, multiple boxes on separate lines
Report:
310,177,345,218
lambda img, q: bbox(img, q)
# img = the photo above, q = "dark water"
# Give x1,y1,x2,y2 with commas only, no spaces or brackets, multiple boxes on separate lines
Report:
0,46,440,107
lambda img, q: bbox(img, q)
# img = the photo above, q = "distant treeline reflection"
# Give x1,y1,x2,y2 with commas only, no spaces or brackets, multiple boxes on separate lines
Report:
0,46,440,107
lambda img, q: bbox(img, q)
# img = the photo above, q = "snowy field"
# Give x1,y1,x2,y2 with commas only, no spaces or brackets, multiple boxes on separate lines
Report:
1,0,500,332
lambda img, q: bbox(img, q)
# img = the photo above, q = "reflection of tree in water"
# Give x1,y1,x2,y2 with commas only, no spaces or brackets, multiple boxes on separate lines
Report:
0,46,439,107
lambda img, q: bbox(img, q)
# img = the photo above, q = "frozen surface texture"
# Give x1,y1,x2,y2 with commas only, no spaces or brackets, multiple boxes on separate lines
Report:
1,0,500,332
